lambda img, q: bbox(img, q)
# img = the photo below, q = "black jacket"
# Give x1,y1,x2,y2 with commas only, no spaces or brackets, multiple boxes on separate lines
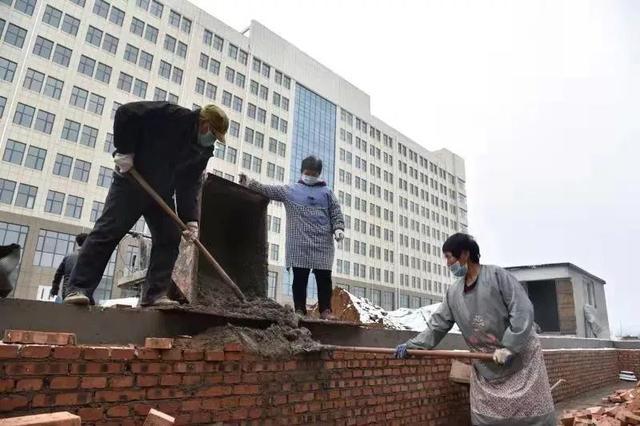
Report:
113,101,212,222
52,250,80,298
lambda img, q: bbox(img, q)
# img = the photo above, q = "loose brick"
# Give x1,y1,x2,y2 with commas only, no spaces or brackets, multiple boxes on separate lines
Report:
109,347,135,360
143,408,175,425
82,346,111,360
80,376,107,389
19,344,52,358
0,395,29,412
0,412,81,425
0,343,20,358
52,346,82,359
77,407,104,421
50,376,80,390
106,405,130,417
144,338,173,350
3,330,76,346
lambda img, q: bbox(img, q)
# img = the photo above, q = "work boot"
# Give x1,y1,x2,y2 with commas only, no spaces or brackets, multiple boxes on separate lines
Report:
141,296,179,307
63,292,90,306
320,309,336,321
295,310,307,319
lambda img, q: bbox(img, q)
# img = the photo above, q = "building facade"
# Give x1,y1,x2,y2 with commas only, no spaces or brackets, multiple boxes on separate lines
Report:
0,0,467,309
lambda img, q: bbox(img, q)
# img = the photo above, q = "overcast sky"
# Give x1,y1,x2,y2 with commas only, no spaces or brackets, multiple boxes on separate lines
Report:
193,0,640,336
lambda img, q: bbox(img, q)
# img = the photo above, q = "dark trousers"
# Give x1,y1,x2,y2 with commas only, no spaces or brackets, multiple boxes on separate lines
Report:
67,173,181,304
292,267,332,314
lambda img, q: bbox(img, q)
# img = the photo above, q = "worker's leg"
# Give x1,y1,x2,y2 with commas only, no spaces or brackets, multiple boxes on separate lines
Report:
313,269,333,313
291,267,311,314
67,174,143,303
140,197,181,305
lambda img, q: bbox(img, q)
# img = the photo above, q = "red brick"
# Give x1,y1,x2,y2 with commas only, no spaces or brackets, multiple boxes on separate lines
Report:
81,376,107,389
295,403,309,413
239,396,257,407
196,386,232,397
143,408,175,425
83,346,111,360
183,350,203,361
190,412,211,424
54,392,92,406
233,384,260,395
0,343,20,358
204,350,224,361
110,347,136,360
50,376,80,390
160,349,183,361
52,346,82,359
224,342,243,352
70,362,122,374
225,352,243,361
160,374,181,386
146,388,186,400
137,375,159,387
0,412,82,425
201,398,221,410
107,405,131,417
95,390,145,402
19,344,51,358
131,362,171,374
0,395,28,412
133,403,154,416
156,401,180,415
144,338,173,350
15,378,42,391
3,330,76,346
136,348,161,359
109,376,134,388
181,375,201,386
284,361,297,370
231,407,249,420
0,379,15,392
180,399,202,412
78,407,104,421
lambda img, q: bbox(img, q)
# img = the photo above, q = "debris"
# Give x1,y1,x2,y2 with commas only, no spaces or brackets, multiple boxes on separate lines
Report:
620,371,638,382
449,360,471,384
560,381,640,425
3,330,76,346
0,411,81,425
143,408,175,425
144,337,173,350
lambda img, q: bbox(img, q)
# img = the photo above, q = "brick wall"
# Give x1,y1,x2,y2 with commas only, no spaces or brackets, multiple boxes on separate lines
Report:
0,343,469,425
618,350,640,376
1,342,638,425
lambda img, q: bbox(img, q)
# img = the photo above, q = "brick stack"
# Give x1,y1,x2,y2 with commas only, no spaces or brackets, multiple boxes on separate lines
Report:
560,382,640,425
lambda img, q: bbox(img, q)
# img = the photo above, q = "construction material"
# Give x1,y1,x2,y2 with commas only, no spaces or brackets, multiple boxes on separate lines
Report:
560,381,640,425
143,408,175,425
551,378,567,392
144,337,173,350
620,371,638,382
326,345,495,361
3,330,76,346
128,168,246,302
0,412,80,425
449,359,471,384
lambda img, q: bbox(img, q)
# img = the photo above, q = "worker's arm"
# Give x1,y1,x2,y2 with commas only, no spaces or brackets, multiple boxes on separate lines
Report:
113,103,143,155
327,190,345,232
247,179,288,202
174,157,208,223
405,293,456,350
495,267,534,354
50,258,65,297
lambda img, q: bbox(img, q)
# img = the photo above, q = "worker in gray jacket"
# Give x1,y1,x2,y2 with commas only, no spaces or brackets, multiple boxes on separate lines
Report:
395,233,555,425
50,233,88,302
240,156,344,319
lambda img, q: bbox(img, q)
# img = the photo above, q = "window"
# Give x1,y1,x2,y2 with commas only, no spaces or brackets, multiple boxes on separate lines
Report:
43,5,63,27
225,66,235,83
242,152,251,170
270,114,278,130
268,138,277,154
149,0,163,17
236,73,245,88
267,271,277,299
254,132,264,148
139,50,153,70
117,72,133,92
52,44,72,67
130,17,144,36
159,60,171,79
133,78,147,98
23,68,45,92
257,108,266,124
78,55,96,76
209,58,220,75
97,166,112,187
69,0,85,6
34,110,55,134
0,96,4,118
163,34,176,53
169,9,180,27
238,49,248,65
85,26,103,47
65,195,84,218
25,146,46,170
123,44,139,63
0,57,18,82
229,121,240,138
252,157,262,174
13,103,35,127
44,190,65,214
195,78,205,95
15,184,37,209
62,14,80,36
102,33,118,54
203,29,213,46
43,76,63,99
171,67,182,85
103,133,114,153
80,125,98,147
253,58,261,73
90,201,104,222
70,86,89,108
278,142,286,157
276,166,285,182
111,101,121,119
153,87,166,101
181,17,191,34
72,159,91,182
87,93,105,115
95,62,111,83
3,140,25,165
222,91,232,107
228,44,238,60
109,6,125,26
92,0,109,18
176,41,187,58
259,85,268,100
4,24,27,48
232,96,243,113
53,154,73,177
144,24,158,43
199,52,208,69
205,83,216,100
267,162,275,178
33,36,54,59
15,0,37,15
0,221,29,257
33,229,75,267
270,244,279,262
247,103,256,119
213,35,223,51
0,179,16,204
244,127,254,144
226,147,237,164
262,63,271,78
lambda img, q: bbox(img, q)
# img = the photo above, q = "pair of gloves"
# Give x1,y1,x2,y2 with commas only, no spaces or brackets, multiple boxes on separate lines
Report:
394,344,513,365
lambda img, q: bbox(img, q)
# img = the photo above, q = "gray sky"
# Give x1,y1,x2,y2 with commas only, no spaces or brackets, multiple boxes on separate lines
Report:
193,0,640,336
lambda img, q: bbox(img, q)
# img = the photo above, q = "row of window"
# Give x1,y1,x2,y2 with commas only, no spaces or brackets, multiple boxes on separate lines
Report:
42,5,81,36
0,178,84,219
116,72,149,98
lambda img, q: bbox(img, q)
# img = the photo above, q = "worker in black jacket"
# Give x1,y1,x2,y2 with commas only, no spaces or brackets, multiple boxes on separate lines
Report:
50,233,88,301
64,101,229,307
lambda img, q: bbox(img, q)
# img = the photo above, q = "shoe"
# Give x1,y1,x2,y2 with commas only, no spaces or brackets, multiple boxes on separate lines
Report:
63,292,90,306
141,296,179,307
295,310,307,319
320,310,336,321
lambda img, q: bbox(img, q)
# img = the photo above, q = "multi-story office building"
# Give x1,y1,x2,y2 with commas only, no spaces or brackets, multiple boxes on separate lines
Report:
0,0,468,309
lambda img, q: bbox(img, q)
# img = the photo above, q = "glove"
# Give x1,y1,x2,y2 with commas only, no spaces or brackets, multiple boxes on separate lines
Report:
238,173,248,186
182,221,199,242
492,348,513,365
334,229,345,242
394,343,409,359
114,153,134,173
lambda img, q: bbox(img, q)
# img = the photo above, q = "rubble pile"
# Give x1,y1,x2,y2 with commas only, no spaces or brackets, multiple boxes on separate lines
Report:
560,382,640,425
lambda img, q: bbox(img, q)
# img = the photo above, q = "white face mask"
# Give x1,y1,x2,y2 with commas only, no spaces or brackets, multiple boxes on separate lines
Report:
301,175,319,185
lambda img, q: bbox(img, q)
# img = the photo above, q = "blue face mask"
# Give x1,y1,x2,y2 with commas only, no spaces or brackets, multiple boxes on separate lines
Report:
197,130,216,148
449,261,468,277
